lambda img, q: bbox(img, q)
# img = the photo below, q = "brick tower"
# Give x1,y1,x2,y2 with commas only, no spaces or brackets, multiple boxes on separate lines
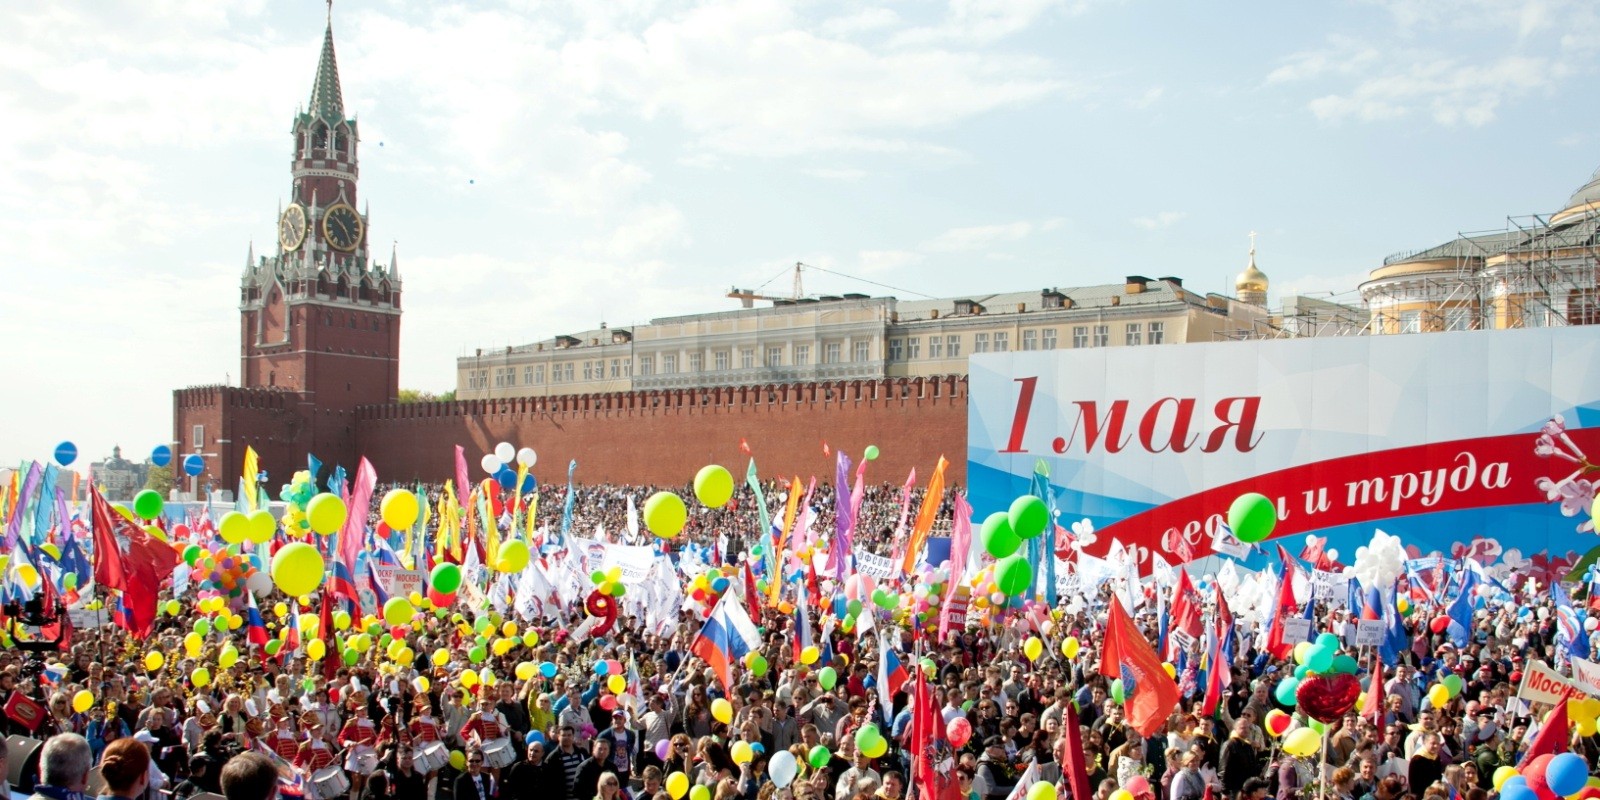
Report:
175,14,399,488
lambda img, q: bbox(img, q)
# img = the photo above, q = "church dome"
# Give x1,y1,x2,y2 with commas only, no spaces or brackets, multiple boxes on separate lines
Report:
1565,165,1600,212
1236,261,1268,294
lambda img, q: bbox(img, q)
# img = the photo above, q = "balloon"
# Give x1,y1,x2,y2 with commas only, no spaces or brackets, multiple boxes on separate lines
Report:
145,651,164,672
515,447,537,467
1430,615,1450,634
665,772,689,800
271,543,324,596
1428,684,1449,709
644,491,688,538
864,445,880,460
246,509,276,544
731,741,753,765
1110,791,1133,800
133,489,164,520
1110,679,1125,703
981,512,1022,559
860,736,887,759
1274,677,1300,706
655,740,672,761
1009,496,1049,539
1062,636,1080,659
947,716,973,747
1493,766,1519,791
690,787,710,800
539,661,558,678
711,698,733,724
1331,654,1359,675
808,745,830,769
431,563,463,594
218,511,249,544
1024,637,1043,662
306,639,327,661
769,751,798,788
1264,709,1293,737
496,540,529,573
694,465,735,508
449,751,466,771
480,454,501,474
383,598,415,627
218,644,240,669
800,646,820,665
1306,646,1333,675
747,653,769,677
1282,727,1321,757
54,441,77,466
1228,493,1276,543
818,667,838,690
151,444,172,467
608,675,626,694
1028,783,1058,800
995,555,1031,596
183,453,204,476
381,490,420,530
1441,674,1463,698
72,690,93,713
191,667,211,688
307,493,347,534
1548,753,1589,796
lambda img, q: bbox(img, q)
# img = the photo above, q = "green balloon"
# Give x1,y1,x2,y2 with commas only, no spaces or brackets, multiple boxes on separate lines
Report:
855,725,882,751
469,645,488,664
1110,679,1125,703
265,639,282,656
133,489,164,520
748,654,768,677
194,618,211,637
872,588,897,610
1008,496,1049,540
213,616,230,633
474,617,492,634
431,563,463,594
846,599,862,616
184,545,202,567
995,554,1032,596
1331,654,1359,675
818,666,837,690
1227,493,1277,543
981,512,1021,559
808,745,831,768
1306,646,1334,675
1442,674,1464,698
864,445,880,461
343,648,360,666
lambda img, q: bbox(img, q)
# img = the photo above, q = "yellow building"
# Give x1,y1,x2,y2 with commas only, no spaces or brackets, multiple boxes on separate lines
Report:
455,275,1272,400
1361,166,1600,333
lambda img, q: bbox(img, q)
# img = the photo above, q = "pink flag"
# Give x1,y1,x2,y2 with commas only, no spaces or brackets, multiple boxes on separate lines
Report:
940,494,973,642
454,445,470,508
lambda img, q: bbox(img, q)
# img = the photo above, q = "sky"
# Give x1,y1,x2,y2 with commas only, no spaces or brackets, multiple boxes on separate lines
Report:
3,0,1599,467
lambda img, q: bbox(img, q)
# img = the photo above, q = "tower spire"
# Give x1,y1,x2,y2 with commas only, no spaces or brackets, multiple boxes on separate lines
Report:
308,8,344,123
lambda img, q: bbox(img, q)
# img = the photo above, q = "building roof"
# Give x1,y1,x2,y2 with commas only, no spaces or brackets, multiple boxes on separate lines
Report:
1565,165,1600,212
894,279,1194,321
1381,231,1518,267
306,20,345,124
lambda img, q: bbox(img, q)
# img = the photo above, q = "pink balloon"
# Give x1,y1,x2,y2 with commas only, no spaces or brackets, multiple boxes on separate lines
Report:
655,739,671,760
946,717,972,748
1125,776,1152,796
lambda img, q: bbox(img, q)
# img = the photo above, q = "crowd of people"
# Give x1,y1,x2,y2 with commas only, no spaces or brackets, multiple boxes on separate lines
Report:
0,476,1584,800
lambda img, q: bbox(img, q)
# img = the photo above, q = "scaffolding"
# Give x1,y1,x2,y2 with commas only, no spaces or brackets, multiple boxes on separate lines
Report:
1462,208,1600,328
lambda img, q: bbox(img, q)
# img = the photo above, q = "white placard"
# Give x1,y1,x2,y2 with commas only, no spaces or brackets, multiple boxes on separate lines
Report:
1313,570,1350,602
854,549,896,579
1281,617,1313,644
1354,619,1385,647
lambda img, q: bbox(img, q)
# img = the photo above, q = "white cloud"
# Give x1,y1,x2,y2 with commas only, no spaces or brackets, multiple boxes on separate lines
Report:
1132,211,1186,230
920,221,1036,252
1306,56,1556,126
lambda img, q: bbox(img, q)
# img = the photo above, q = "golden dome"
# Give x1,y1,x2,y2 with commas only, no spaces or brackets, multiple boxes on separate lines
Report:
1235,234,1268,301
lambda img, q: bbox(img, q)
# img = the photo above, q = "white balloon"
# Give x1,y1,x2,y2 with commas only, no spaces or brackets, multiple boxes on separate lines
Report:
480,453,501,474
494,442,515,463
516,447,537,467
247,571,273,596
1326,549,1338,561
769,751,798,788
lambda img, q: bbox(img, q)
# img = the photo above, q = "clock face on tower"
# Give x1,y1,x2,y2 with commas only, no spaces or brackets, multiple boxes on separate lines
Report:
322,203,364,252
278,204,308,251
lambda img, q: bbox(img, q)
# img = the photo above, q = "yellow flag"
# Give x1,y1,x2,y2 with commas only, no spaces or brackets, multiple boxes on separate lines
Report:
768,476,803,604
241,447,261,511
524,494,539,545
481,479,500,560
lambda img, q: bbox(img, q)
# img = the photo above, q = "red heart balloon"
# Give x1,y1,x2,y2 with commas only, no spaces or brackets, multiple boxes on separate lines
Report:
1295,673,1362,724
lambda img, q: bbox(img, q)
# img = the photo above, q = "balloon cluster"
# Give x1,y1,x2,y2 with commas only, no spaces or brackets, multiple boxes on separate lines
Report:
480,442,537,492
585,570,623,636
686,566,736,616
1494,752,1598,800
278,470,319,536
217,509,277,546
184,544,268,599
1274,632,1360,704
975,496,1050,603
1351,530,1407,590
854,724,888,758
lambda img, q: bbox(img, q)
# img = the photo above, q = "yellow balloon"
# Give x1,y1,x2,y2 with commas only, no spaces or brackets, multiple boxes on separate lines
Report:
461,671,479,689
184,632,203,657
800,646,820,665
1283,727,1321,758
433,648,450,666
666,772,689,800
191,668,212,688
380,489,420,531
16,565,38,588
306,639,327,661
396,647,415,667
1163,662,1177,679
861,736,888,759
1023,637,1043,662
218,644,240,669
144,651,164,672
1428,684,1449,709
72,690,94,713
414,676,431,693
515,662,536,681
731,741,753,764
711,697,733,724
502,621,518,638
1110,791,1133,800
273,602,288,618
1062,636,1081,659
607,674,627,694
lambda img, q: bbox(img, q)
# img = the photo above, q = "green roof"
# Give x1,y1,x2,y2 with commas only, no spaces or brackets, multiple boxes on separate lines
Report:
307,21,344,124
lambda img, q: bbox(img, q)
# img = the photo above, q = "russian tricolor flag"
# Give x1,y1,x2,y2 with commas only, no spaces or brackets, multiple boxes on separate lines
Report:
691,594,762,693
246,593,270,651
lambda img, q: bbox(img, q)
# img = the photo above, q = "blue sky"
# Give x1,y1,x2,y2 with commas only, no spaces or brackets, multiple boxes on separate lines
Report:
2,0,1598,466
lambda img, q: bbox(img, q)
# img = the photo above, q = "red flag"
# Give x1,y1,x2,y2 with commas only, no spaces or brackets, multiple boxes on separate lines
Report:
319,589,340,682
89,485,178,637
89,486,126,589
1165,570,1203,661
1519,696,1569,768
1367,654,1385,727
911,661,962,800
1200,583,1234,717
1264,546,1303,661
1062,689,1093,800
742,563,762,621
330,458,377,612
739,438,751,456
1099,595,1180,738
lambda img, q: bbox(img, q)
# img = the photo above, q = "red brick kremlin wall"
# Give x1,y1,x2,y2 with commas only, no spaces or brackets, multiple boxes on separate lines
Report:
353,376,969,487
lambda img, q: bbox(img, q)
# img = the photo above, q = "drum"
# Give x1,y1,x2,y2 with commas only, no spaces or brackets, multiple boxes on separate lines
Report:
311,766,350,800
481,737,515,769
413,742,449,774
344,745,379,776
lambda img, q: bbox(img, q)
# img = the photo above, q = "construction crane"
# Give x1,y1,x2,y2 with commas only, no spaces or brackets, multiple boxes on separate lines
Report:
727,262,807,308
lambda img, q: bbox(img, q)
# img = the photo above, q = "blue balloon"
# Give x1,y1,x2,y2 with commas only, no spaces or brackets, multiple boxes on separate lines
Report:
183,454,205,476
520,473,538,493
1500,783,1535,800
539,661,557,678
495,467,516,490
151,444,173,467
1546,753,1588,796
525,731,545,746
54,441,77,466
593,661,608,676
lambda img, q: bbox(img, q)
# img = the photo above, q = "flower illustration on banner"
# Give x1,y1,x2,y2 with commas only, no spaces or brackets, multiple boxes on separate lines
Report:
1487,548,1530,588
1533,415,1599,534
1451,537,1503,566
1528,550,1579,587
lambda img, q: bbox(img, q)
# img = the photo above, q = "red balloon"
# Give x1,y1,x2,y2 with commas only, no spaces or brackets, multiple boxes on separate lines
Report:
1525,754,1560,800
947,717,972,748
599,694,617,711
1430,616,1450,634
1296,674,1362,724
428,589,455,607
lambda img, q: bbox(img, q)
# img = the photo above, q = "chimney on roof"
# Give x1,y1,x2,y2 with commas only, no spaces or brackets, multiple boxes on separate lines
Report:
1159,276,1183,288
930,309,940,319
1125,276,1151,294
